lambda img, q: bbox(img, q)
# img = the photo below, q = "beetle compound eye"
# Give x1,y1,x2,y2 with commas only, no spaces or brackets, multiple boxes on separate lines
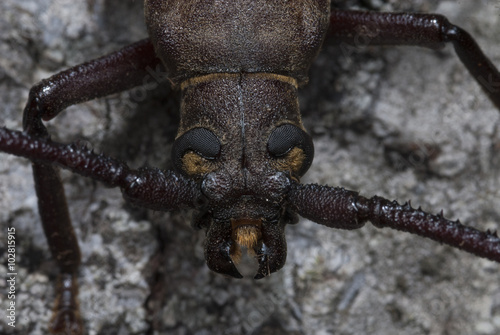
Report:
267,124,314,176
172,127,221,176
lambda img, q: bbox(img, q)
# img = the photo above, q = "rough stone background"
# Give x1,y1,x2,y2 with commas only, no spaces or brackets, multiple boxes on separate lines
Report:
1,0,499,334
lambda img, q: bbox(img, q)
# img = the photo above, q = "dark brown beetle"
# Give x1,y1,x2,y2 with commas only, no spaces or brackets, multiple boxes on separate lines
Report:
0,1,499,334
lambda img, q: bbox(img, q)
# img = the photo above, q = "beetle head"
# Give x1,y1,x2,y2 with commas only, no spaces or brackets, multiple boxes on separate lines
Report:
172,74,314,278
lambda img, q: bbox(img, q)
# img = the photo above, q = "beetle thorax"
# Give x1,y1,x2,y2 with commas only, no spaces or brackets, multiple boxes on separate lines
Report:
145,0,330,84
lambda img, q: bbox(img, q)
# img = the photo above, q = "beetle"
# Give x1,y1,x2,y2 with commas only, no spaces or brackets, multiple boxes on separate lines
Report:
0,0,500,335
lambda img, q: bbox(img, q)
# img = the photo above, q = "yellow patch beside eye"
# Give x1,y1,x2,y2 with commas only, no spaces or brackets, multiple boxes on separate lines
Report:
182,151,216,176
272,147,306,175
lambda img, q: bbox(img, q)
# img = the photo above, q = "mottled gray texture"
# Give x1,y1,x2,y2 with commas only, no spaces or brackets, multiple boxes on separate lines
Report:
0,0,499,334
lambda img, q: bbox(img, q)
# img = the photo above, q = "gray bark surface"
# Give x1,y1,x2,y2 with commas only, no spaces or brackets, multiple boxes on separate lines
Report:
1,1,499,334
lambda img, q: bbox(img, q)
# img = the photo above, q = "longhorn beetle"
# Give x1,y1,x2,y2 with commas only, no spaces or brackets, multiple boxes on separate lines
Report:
0,0,500,334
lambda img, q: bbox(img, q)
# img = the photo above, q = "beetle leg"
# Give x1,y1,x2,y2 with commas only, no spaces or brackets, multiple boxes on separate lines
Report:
23,39,162,131
328,10,500,110
18,39,162,334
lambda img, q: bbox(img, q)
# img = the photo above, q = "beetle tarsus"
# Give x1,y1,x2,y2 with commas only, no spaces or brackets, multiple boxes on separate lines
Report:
49,273,83,335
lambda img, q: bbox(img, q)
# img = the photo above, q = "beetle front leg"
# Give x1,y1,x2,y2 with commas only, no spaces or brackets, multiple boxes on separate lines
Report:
19,39,162,334
328,10,500,110
32,161,83,334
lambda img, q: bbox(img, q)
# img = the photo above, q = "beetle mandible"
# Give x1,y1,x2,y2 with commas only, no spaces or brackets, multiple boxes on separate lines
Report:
0,0,500,335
